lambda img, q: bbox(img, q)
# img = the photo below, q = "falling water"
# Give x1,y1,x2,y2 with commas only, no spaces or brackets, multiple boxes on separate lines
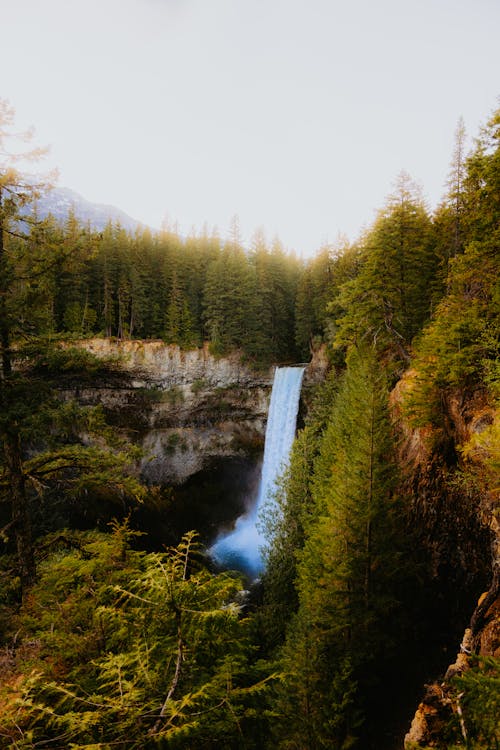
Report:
210,366,305,577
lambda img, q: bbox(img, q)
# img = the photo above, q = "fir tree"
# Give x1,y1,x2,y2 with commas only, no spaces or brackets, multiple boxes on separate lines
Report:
272,346,405,749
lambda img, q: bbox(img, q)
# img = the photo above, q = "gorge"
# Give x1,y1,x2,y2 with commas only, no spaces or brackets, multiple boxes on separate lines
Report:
1,99,498,750
2,334,496,750
54,340,324,551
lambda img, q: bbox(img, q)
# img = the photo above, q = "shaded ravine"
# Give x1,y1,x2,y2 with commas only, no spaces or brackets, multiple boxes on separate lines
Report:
210,366,305,577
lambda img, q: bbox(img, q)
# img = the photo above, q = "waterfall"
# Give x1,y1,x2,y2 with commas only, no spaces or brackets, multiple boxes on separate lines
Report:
210,365,305,577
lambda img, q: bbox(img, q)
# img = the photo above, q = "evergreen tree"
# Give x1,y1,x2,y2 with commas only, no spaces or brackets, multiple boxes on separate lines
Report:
404,106,500,427
2,529,274,748
294,246,334,358
272,346,405,749
0,103,145,594
0,100,55,590
164,270,196,346
203,243,256,355
260,371,339,651
295,240,359,361
248,231,300,363
446,116,468,260
334,174,438,368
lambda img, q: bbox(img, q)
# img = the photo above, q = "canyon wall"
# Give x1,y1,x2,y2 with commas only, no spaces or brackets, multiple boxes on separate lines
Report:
392,377,499,748
61,339,326,485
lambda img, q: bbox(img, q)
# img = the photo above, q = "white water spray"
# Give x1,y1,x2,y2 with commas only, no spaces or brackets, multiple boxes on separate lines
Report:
210,366,305,577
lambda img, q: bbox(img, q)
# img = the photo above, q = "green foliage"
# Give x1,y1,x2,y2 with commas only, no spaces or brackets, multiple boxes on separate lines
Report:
0,341,145,593
191,377,208,394
332,173,440,369
165,432,187,454
2,97,500,750
5,202,304,365
295,241,360,360
1,528,275,748
29,344,116,377
269,346,408,749
410,658,500,750
163,385,185,406
163,271,197,348
260,370,339,651
403,235,499,429
451,656,500,749
259,428,317,650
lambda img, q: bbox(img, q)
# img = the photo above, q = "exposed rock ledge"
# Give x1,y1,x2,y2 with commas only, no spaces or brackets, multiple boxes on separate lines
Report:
80,338,274,389
394,375,499,749
61,340,327,484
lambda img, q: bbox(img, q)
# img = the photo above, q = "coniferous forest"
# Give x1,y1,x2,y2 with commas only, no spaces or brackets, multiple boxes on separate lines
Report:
0,98,499,749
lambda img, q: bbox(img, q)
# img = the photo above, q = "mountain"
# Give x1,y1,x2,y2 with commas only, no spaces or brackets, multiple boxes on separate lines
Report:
30,186,149,234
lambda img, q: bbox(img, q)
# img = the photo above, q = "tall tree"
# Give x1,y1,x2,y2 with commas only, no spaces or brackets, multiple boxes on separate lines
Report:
447,116,468,259
272,346,405,749
3,529,274,748
0,100,53,589
202,243,256,355
405,106,500,425
334,173,437,367
0,103,143,596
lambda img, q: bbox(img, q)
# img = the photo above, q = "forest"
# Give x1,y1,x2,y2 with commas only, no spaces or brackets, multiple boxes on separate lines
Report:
0,98,499,749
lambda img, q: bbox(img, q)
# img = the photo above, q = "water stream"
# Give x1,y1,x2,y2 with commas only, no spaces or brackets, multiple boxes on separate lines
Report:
210,365,305,577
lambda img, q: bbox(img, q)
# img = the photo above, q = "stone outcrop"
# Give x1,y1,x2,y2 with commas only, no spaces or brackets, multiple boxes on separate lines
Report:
79,338,272,389
60,339,325,485
58,340,271,484
394,375,500,748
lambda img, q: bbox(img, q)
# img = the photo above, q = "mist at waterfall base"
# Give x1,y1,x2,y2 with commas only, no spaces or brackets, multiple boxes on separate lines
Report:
210,366,305,578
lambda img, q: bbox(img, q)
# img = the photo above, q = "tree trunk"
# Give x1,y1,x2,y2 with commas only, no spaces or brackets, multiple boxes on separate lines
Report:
0,185,36,593
3,430,36,591
0,186,12,378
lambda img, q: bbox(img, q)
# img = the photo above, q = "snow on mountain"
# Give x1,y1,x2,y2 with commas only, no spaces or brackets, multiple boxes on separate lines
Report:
30,186,149,233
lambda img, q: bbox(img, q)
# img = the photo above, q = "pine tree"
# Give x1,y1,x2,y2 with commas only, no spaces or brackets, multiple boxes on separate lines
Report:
447,116,468,259
203,243,256,355
404,106,500,426
0,103,146,595
2,529,275,748
334,174,437,368
0,100,54,590
273,346,405,749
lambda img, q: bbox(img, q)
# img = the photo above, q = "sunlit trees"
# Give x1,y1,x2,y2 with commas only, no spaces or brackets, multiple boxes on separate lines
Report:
404,107,500,427
271,347,406,748
334,173,438,368
0,99,55,590
1,528,274,749
1,95,499,750
294,245,334,358
0,99,54,367
0,103,145,595
249,231,300,363
442,116,468,262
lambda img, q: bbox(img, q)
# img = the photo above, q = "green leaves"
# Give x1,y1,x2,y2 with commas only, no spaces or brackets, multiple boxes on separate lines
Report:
333,174,438,368
268,347,407,748
2,528,274,748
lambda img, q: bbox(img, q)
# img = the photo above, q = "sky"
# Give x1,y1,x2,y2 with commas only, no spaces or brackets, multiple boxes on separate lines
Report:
2,0,499,256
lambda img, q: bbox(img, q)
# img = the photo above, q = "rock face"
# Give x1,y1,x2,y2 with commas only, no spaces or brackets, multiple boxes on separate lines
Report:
53,339,329,548
60,340,327,485
80,338,266,387
62,340,276,484
393,376,500,748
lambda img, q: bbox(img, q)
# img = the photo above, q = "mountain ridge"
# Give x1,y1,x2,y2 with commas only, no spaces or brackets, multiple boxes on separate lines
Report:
30,185,152,233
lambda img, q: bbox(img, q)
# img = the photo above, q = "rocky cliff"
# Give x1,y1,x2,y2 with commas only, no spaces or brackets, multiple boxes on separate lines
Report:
392,376,499,748
61,339,325,485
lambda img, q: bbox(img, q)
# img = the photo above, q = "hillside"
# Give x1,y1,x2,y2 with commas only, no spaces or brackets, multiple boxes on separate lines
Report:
0,102,498,749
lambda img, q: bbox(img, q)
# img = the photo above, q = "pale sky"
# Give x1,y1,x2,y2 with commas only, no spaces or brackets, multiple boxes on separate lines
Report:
2,0,499,255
